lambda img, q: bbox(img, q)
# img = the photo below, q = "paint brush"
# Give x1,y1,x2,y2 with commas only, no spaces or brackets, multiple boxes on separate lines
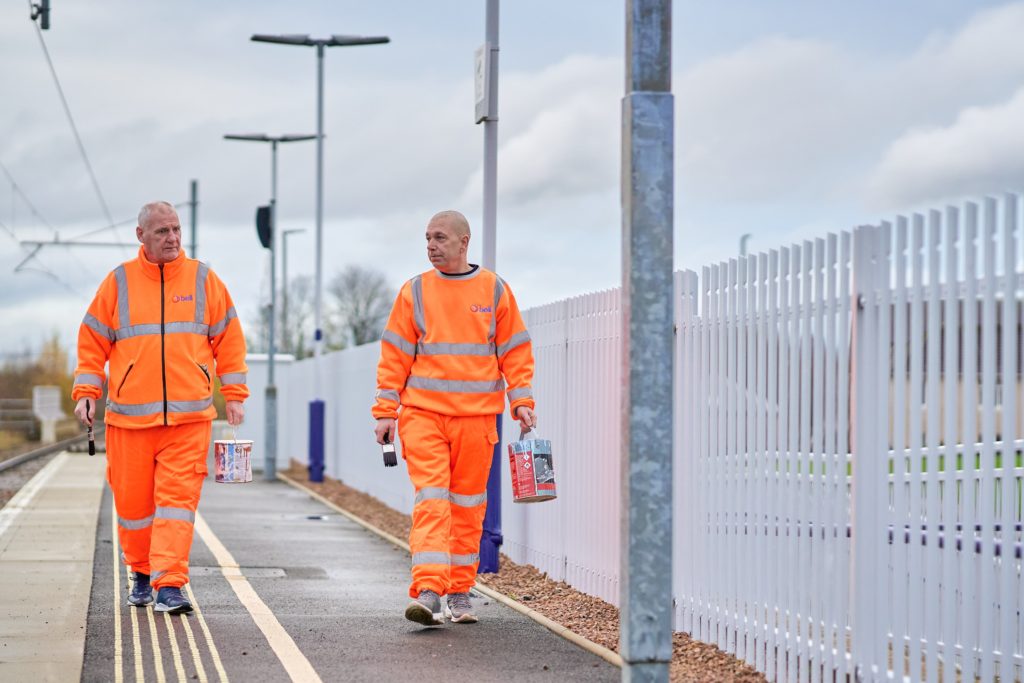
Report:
86,398,95,456
382,432,397,467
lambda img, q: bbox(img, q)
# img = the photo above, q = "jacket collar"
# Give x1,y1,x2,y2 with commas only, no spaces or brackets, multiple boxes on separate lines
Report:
136,246,187,281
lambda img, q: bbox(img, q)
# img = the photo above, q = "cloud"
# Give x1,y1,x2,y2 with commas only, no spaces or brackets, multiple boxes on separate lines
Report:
866,87,1024,207
458,55,621,211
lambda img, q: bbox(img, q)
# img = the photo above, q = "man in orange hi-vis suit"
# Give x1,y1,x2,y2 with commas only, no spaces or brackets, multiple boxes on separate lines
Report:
373,209,537,626
72,201,248,614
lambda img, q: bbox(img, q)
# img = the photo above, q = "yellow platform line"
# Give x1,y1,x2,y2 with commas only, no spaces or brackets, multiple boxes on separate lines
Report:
185,584,228,683
163,611,187,682
112,499,124,683
177,602,209,683
194,512,322,683
123,563,146,682
146,599,167,683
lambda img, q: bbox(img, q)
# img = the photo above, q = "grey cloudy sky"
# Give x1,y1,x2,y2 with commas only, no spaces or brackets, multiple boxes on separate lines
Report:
1,1,1022,356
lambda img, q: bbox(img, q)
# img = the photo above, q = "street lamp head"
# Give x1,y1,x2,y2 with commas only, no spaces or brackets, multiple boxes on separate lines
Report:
224,133,318,144
328,34,390,46
224,133,271,142
251,33,314,46
251,33,390,48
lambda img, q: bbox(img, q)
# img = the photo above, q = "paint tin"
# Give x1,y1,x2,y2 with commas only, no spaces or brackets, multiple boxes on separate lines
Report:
213,439,254,483
507,431,557,503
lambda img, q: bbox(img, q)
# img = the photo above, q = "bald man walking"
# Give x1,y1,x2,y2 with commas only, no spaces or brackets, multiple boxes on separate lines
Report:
72,201,248,614
373,210,537,626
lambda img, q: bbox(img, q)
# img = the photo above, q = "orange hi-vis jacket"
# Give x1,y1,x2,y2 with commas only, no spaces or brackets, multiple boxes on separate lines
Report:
373,267,534,420
72,247,249,428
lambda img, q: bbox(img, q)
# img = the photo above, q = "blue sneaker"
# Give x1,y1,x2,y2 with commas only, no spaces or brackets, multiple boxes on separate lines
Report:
154,586,193,614
127,572,153,606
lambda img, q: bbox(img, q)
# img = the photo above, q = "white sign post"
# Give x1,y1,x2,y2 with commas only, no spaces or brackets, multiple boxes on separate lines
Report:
32,385,65,444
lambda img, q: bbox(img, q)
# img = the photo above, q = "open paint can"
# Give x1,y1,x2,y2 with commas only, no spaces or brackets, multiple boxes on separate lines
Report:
507,430,557,503
213,439,254,483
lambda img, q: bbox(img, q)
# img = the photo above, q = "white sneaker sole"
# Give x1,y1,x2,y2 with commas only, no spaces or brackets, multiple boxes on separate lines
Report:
405,601,443,626
154,602,193,614
444,605,479,624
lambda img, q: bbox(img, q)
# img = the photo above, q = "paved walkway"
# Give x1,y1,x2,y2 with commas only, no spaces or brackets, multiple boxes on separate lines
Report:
0,450,618,682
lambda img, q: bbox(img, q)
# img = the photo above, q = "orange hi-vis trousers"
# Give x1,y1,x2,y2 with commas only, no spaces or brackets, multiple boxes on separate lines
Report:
106,421,211,590
398,406,498,598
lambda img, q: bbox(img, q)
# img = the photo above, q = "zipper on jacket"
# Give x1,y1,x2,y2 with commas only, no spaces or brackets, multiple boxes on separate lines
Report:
196,361,211,387
160,264,168,425
117,363,135,397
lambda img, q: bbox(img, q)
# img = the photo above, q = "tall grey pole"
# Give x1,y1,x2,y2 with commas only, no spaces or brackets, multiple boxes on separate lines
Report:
314,44,325,381
189,179,198,258
481,0,499,272
478,0,503,575
265,141,278,481
621,1,674,682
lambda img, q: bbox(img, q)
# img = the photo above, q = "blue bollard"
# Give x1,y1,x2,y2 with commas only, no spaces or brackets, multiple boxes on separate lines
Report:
479,413,503,573
309,399,325,482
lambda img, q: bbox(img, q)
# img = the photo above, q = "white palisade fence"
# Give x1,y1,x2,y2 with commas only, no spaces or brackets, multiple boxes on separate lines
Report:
250,192,1022,682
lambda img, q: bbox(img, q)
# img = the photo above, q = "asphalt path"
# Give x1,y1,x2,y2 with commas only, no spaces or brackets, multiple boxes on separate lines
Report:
82,470,618,682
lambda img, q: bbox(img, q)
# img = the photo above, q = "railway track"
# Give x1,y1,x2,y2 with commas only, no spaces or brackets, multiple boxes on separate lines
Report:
0,431,102,508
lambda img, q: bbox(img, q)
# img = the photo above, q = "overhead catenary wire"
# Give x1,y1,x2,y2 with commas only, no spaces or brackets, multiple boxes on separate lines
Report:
65,200,191,242
27,10,121,247
0,159,56,233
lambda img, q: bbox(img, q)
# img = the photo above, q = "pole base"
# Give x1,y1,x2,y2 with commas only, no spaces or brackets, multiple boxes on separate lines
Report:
308,399,325,482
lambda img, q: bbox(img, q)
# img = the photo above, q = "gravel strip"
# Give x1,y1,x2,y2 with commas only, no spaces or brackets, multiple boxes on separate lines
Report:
0,451,60,509
283,462,766,682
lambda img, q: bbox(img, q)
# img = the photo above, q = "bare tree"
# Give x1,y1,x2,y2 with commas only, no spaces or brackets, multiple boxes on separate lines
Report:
326,265,396,347
244,274,316,360
281,275,315,359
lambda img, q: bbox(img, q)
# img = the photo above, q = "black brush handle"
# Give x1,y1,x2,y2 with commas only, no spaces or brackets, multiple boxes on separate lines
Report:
86,398,95,456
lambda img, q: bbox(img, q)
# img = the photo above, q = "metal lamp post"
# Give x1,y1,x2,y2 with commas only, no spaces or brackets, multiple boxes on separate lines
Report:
224,133,316,481
281,228,306,355
251,32,390,482
474,0,503,574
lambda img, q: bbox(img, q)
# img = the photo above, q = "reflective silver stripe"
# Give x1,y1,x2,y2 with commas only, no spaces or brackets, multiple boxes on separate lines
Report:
414,487,450,504
75,373,104,387
405,376,504,394
208,307,237,337
83,313,115,342
218,373,246,385
156,506,195,524
451,553,480,566
107,400,163,416
411,551,450,566
167,321,209,335
151,570,167,581
169,398,214,413
114,322,210,340
118,514,154,530
507,386,533,401
411,276,426,336
194,263,209,324
108,397,213,416
114,265,130,327
382,330,416,356
376,389,400,403
450,491,487,507
115,323,160,339
416,342,495,356
489,277,505,341
496,330,531,358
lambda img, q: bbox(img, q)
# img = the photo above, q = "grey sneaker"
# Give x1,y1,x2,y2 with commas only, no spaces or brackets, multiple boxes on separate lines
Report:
405,589,444,626
127,572,153,606
445,592,478,624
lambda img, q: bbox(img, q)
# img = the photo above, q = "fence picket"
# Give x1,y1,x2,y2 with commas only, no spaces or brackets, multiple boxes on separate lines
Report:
979,198,998,683
998,192,1019,682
